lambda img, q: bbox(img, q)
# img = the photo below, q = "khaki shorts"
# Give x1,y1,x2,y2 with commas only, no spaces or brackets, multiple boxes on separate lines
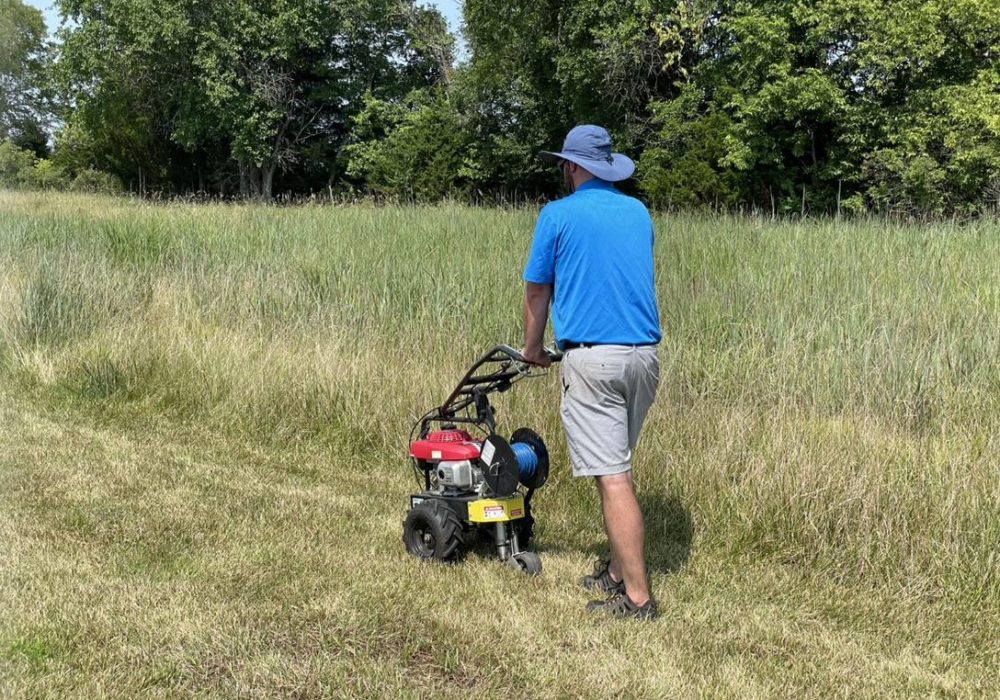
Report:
559,344,660,477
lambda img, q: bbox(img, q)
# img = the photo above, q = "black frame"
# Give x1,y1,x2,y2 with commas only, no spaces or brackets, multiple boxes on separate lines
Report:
418,345,559,438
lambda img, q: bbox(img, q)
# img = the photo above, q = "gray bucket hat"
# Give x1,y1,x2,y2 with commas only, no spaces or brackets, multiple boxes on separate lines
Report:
539,124,635,182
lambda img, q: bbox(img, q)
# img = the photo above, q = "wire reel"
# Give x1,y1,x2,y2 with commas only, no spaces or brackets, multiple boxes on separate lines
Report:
479,429,550,498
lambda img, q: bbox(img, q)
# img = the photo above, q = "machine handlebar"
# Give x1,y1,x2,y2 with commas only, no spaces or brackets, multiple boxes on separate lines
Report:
494,344,563,366
427,344,562,428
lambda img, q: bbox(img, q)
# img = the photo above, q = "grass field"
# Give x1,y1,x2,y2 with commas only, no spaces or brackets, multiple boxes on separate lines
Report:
1,191,998,697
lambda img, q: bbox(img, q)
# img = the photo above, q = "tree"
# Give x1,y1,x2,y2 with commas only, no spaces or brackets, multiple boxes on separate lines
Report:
639,0,1000,214
54,0,452,198
41,0,1000,212
0,139,36,187
345,88,470,200
0,0,50,154
456,0,721,198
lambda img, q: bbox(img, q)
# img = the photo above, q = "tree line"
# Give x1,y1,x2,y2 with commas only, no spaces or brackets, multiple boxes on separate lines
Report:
2,0,1000,215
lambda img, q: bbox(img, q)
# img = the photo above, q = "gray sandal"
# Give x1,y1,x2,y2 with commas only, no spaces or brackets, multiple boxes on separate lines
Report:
586,592,659,620
580,559,626,595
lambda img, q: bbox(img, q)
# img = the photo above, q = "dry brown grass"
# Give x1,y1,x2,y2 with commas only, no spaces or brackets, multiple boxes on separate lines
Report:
2,389,996,698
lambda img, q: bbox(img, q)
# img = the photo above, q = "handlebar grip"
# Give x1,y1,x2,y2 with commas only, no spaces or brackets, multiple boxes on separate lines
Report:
498,343,561,365
496,344,526,362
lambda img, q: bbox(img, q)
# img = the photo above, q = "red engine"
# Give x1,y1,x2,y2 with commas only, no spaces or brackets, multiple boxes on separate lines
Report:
409,429,482,461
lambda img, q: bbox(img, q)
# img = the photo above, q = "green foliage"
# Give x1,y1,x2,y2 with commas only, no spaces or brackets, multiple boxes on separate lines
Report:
0,140,36,187
425,0,1000,212
28,159,70,190
634,0,1000,214
0,0,49,148
9,118,49,158
1,139,120,193
69,168,123,195
54,0,452,198
31,0,1000,212
861,69,1000,215
639,86,742,209
345,90,470,200
456,0,697,195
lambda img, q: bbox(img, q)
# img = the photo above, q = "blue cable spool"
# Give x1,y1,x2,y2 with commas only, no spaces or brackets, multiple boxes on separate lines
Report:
510,428,549,490
512,441,539,483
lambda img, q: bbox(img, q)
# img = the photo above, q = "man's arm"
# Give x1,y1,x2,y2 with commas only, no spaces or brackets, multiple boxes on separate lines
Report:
522,281,553,367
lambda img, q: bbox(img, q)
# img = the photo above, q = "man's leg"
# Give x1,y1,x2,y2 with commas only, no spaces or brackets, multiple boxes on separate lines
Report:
595,470,650,605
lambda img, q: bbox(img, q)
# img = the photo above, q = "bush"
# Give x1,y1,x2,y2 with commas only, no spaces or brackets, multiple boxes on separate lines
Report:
0,140,122,194
863,151,947,217
30,159,71,190
639,88,743,210
0,141,36,188
71,168,123,194
345,90,470,201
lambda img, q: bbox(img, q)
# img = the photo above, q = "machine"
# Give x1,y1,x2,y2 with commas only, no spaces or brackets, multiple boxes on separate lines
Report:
403,345,560,574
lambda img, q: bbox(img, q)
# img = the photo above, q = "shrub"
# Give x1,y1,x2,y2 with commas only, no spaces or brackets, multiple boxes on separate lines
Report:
0,140,122,194
345,90,470,201
0,141,36,188
70,168,123,194
30,159,71,190
639,88,743,210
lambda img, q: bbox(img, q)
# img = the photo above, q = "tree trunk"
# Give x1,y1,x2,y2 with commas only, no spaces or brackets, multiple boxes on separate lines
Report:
239,162,250,198
239,162,266,199
262,161,276,201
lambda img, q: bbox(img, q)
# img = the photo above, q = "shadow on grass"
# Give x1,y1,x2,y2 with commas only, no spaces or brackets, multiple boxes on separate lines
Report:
571,491,694,576
636,491,694,575
533,488,694,577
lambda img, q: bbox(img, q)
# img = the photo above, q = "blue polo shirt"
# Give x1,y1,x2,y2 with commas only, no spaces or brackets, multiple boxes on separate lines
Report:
523,179,661,348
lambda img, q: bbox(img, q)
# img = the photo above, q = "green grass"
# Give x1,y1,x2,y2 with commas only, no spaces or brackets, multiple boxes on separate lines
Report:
1,190,997,697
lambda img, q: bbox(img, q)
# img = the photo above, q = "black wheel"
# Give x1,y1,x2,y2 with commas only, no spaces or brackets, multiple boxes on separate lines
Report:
506,551,542,576
403,500,466,562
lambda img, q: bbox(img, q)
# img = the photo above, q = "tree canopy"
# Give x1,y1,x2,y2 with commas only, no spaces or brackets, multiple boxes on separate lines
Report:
2,0,999,213
0,0,50,156
51,0,452,196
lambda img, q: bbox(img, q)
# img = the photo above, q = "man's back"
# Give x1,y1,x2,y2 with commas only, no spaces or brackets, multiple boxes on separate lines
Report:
523,179,661,348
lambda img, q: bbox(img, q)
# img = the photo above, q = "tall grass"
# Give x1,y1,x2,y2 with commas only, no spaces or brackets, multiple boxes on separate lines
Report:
1,190,997,608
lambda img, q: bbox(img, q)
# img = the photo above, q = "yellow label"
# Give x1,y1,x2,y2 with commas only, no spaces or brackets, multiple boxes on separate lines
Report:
467,496,525,523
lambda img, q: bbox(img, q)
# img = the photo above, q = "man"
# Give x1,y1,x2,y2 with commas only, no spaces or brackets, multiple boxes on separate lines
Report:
521,124,661,621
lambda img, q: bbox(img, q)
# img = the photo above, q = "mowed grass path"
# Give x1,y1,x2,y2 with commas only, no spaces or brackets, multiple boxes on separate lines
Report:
2,390,993,697
1,192,998,697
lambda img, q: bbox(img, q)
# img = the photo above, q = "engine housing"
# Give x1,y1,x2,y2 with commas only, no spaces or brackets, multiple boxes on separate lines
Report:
435,459,481,490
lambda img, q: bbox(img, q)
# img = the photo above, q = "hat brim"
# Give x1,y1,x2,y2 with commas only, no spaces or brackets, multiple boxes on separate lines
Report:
539,150,636,182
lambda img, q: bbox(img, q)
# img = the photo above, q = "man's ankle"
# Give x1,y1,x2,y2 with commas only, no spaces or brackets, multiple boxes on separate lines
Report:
625,589,650,607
